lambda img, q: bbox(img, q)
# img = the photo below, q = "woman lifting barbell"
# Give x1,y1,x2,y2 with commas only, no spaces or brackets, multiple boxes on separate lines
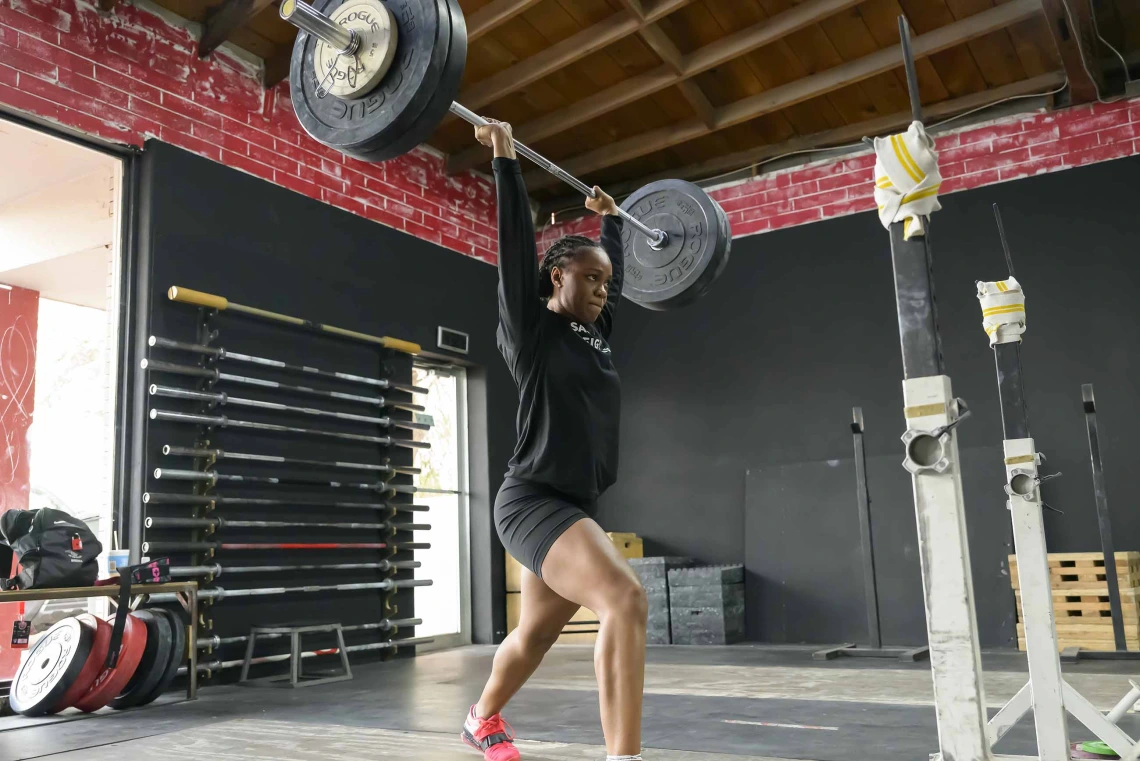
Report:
460,120,648,761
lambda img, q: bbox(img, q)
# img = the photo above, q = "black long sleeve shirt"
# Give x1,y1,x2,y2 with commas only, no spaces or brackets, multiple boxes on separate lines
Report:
493,158,624,501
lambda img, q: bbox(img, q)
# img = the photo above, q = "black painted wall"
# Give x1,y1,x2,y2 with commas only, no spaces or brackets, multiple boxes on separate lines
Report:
134,141,517,663
597,154,1140,648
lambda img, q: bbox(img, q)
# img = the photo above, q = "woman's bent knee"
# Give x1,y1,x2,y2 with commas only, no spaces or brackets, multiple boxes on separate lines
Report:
599,579,647,623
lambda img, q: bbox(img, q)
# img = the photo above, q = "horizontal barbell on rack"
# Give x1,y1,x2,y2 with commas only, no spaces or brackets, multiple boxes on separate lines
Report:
183,636,436,675
142,357,425,413
149,384,430,432
167,287,423,355
197,618,422,649
145,516,428,531
171,560,421,579
143,492,429,512
148,335,428,395
146,578,431,604
279,0,731,311
153,467,431,496
163,444,420,477
140,540,429,553
149,408,430,450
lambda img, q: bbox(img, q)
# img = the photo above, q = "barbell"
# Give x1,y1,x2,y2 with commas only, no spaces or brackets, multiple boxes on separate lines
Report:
279,0,731,310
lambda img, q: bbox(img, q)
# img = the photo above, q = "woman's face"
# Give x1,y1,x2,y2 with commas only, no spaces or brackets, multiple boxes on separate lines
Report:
551,247,613,323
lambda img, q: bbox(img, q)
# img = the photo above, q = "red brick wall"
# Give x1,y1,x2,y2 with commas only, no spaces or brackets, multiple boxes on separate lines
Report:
0,0,498,261
543,97,1140,245
1,0,1138,263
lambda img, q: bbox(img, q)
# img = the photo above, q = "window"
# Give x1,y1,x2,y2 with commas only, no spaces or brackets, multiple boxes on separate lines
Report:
411,364,470,648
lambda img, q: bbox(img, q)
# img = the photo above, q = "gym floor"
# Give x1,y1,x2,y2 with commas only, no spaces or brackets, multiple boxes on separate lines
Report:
4,645,1137,760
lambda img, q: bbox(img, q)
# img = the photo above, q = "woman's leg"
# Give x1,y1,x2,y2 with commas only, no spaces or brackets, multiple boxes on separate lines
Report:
475,566,581,718
540,518,647,757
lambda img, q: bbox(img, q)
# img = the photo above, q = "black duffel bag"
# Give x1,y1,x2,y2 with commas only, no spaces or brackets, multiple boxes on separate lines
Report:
0,508,102,591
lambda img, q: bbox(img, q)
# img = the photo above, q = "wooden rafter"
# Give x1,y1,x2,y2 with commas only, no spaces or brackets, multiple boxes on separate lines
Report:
1039,0,1105,103
536,71,1066,220
523,0,1044,192
467,0,543,43
456,0,696,111
636,23,714,126
199,0,277,58
447,0,867,174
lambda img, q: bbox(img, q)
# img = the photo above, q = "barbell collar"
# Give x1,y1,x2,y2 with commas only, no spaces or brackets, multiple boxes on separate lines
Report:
280,0,358,55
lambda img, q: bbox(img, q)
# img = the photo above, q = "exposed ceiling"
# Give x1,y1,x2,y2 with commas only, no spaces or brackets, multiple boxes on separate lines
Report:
131,0,1139,211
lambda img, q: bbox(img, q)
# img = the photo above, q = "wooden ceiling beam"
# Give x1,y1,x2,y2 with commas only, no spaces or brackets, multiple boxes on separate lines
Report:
447,0,865,174
263,46,292,88
198,0,278,58
457,0,695,112
1039,0,1105,104
536,71,1066,220
523,0,1045,191
468,0,543,43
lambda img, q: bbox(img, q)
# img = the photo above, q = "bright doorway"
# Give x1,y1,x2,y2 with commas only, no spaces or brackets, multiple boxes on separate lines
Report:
411,363,471,649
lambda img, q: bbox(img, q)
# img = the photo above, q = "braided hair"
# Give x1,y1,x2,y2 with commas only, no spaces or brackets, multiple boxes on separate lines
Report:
538,235,597,299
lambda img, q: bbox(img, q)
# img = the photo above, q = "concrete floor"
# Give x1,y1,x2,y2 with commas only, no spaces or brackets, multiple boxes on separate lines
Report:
2,644,1139,761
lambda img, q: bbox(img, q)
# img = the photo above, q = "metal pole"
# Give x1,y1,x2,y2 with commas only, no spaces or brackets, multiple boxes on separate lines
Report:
147,335,427,395
170,560,421,578
1081,383,1128,652
142,540,432,553
143,491,429,512
148,384,428,430
898,16,923,124
147,578,432,603
197,618,423,649
162,444,419,476
852,407,883,650
887,15,989,760
148,408,430,449
153,467,397,492
183,636,436,674
146,516,428,531
142,357,424,412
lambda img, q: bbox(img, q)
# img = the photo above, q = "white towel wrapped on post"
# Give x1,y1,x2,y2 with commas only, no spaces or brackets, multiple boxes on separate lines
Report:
873,121,942,240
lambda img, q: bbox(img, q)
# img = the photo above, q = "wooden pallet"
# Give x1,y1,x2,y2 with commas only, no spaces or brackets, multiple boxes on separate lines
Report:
1015,588,1140,621
1009,555,1140,589
1010,569,1140,589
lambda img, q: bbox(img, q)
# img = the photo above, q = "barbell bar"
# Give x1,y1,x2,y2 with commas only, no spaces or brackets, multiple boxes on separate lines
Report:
196,617,422,649
147,335,427,395
149,383,429,431
280,0,669,248
140,540,429,553
171,560,420,579
183,636,436,675
146,578,431,604
142,492,429,512
149,408,430,449
145,516,429,531
141,355,425,413
162,444,419,477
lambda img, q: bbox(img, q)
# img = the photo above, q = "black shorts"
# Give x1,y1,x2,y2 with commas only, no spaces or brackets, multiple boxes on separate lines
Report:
495,477,596,581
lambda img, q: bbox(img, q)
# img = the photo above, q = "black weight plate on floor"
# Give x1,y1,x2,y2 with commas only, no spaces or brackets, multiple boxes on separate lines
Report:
109,609,172,710
291,0,450,157
132,609,185,708
10,617,93,716
346,0,465,161
619,179,731,310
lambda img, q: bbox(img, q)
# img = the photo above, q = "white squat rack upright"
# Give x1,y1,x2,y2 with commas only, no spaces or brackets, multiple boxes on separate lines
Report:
879,16,1139,761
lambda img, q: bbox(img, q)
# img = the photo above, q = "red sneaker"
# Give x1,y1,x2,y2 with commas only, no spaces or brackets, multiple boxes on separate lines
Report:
461,706,520,761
